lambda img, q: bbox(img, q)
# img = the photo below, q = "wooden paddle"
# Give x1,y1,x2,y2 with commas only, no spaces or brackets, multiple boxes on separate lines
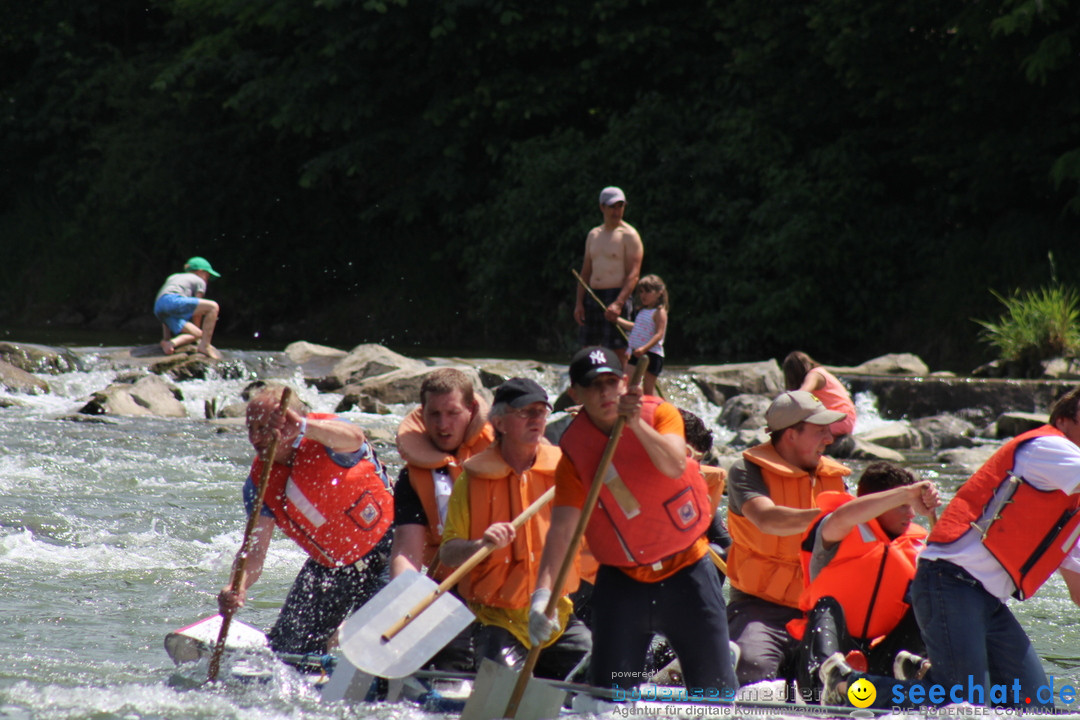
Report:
572,267,630,343
380,486,556,642
337,486,556,679
207,387,292,683
502,357,649,719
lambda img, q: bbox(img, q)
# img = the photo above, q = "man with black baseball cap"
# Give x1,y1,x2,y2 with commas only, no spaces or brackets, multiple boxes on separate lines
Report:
530,347,737,696
724,390,853,687
440,378,591,680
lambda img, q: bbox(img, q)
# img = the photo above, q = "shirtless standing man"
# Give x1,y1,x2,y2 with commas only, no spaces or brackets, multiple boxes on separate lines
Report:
574,186,644,366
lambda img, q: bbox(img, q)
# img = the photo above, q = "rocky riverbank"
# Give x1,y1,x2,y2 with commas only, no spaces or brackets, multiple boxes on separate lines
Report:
2,340,1077,473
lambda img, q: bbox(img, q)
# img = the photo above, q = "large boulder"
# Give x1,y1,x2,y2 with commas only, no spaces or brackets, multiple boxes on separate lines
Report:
936,446,997,473
688,360,783,406
0,359,50,394
717,394,771,432
911,414,978,450
285,341,348,380
857,422,923,450
79,375,187,417
323,344,427,391
1041,358,1080,380
0,342,82,374
348,365,486,406
841,375,1075,421
847,438,906,462
845,353,929,376
994,411,1047,439
441,358,564,394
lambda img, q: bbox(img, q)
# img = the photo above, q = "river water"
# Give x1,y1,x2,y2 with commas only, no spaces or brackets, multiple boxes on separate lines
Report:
1,345,1079,720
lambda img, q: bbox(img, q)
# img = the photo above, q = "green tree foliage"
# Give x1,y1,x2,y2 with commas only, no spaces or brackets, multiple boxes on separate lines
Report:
4,0,1080,370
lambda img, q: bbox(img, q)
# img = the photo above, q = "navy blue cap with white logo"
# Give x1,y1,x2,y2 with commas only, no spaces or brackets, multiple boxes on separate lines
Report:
569,346,623,387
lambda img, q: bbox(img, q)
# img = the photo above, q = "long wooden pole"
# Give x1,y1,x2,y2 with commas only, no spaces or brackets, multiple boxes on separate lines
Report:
207,387,292,683
503,358,649,718
572,268,630,342
379,486,555,642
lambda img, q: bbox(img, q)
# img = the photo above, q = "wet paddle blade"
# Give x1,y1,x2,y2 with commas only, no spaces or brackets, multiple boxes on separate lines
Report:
164,615,269,665
339,570,474,679
460,659,566,720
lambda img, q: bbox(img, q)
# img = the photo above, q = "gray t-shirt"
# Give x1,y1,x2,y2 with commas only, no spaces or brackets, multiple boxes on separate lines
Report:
726,456,768,517
155,272,206,301
806,515,841,581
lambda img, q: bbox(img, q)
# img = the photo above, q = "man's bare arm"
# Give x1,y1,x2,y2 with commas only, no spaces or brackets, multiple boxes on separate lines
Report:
741,495,821,536
615,228,644,308
820,481,939,544
574,234,596,326
388,524,427,578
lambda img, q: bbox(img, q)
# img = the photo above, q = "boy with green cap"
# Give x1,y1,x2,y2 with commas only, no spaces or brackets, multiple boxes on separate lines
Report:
153,256,223,359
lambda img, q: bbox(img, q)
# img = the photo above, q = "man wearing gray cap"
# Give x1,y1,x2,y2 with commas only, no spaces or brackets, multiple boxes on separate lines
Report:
573,186,643,365
724,390,853,688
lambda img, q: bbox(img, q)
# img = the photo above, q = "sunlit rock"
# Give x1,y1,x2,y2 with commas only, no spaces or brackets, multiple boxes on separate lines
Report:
0,358,50,394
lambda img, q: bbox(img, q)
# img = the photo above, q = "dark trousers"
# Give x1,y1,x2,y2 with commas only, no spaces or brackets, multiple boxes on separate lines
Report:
590,557,737,694
473,615,592,681
795,595,925,696
267,536,389,656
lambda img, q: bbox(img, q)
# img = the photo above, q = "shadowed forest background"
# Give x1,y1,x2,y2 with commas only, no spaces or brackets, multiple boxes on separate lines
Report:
4,0,1080,371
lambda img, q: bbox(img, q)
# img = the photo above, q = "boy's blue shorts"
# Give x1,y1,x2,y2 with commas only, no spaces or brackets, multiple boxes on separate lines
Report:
154,294,200,335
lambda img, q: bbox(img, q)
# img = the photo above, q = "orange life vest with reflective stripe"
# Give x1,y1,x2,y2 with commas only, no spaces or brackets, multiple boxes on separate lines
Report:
458,443,574,608
397,404,494,579
255,419,394,567
787,491,925,641
727,443,850,607
559,397,713,567
928,425,1080,599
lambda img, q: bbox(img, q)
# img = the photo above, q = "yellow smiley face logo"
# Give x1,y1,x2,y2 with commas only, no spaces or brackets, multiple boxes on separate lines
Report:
847,678,877,708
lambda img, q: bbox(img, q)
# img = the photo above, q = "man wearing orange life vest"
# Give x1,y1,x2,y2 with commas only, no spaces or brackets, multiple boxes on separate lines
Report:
786,462,939,699
531,347,736,694
389,368,494,581
725,390,852,686
388,369,493,672
440,378,592,680
821,389,1080,710
217,385,394,656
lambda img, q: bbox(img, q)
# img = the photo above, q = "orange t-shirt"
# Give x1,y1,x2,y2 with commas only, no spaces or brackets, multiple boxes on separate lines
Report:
555,402,709,583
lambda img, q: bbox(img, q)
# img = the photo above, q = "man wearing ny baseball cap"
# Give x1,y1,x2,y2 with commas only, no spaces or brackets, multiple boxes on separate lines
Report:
530,346,737,697
724,390,853,687
573,187,644,366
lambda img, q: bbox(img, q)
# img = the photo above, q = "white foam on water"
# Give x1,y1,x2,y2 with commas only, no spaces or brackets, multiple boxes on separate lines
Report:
853,391,889,434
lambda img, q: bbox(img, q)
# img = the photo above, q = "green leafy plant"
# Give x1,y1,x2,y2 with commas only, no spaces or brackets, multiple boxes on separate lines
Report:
975,284,1080,376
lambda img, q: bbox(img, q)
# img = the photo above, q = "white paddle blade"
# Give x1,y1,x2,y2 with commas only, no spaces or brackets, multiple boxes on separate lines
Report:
164,614,269,665
461,658,566,720
339,569,474,678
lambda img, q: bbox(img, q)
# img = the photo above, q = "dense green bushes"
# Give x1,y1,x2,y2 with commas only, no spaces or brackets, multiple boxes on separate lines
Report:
4,0,1080,371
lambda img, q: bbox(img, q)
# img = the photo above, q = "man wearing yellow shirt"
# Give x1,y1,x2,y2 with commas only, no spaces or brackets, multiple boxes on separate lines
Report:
440,378,591,680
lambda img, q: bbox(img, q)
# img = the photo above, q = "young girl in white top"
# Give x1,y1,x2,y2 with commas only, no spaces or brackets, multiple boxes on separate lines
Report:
617,274,668,396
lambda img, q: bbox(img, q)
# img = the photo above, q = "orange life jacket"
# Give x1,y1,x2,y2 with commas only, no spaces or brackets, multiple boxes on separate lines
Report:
787,491,926,641
396,402,494,578
255,417,394,567
727,443,850,607
458,443,575,608
559,397,713,567
928,425,1080,599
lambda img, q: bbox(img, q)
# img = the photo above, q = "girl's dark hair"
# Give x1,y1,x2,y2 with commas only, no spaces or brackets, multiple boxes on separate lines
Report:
636,274,669,311
782,351,819,391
